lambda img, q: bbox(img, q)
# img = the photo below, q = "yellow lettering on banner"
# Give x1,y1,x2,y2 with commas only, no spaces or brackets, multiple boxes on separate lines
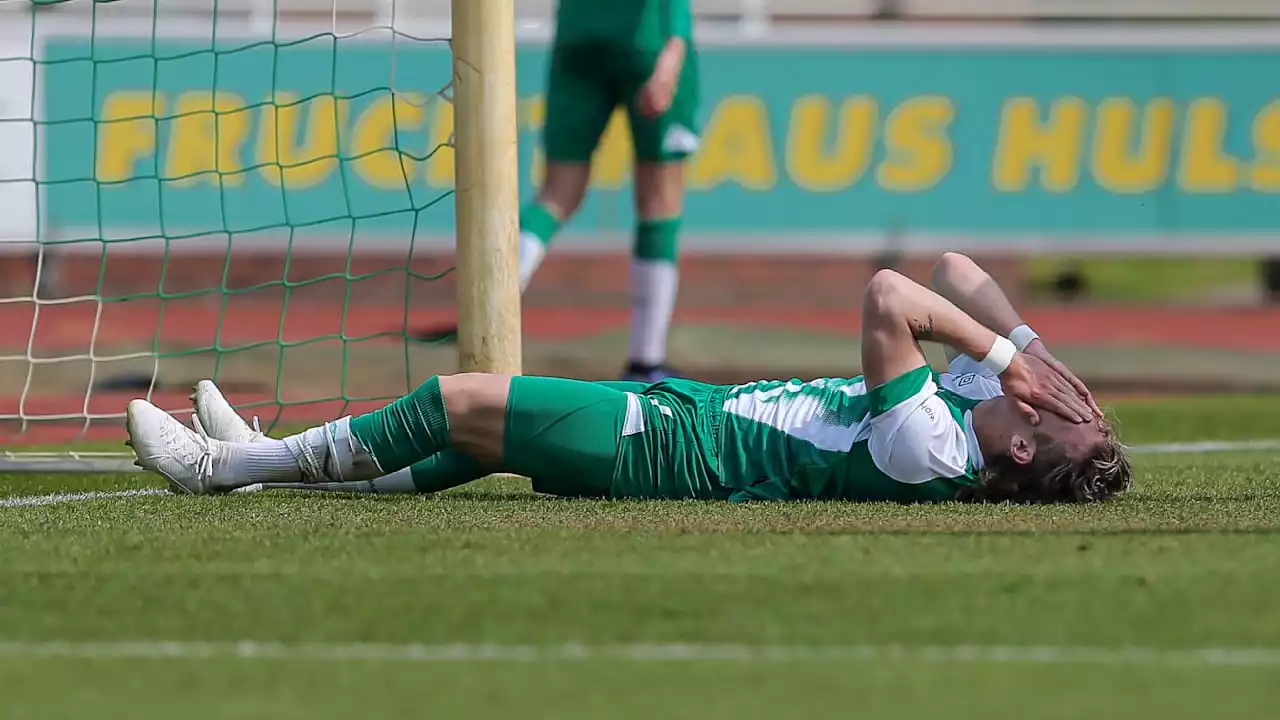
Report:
690,95,776,190
165,92,252,187
351,93,426,189
1091,97,1174,194
1250,100,1280,192
425,99,456,188
991,97,1085,193
877,95,954,192
97,92,164,183
257,93,347,189
1178,98,1238,193
520,95,546,128
591,109,633,189
786,95,876,191
523,95,547,186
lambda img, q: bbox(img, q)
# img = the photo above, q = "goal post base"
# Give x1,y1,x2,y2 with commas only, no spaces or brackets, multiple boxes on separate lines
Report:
0,454,139,474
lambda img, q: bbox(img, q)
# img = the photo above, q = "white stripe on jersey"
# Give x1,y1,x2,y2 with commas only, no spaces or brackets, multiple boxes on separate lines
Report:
721,378,870,453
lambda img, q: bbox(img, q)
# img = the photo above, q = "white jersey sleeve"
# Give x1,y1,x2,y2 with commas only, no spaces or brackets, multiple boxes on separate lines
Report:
939,353,1004,402
866,367,970,485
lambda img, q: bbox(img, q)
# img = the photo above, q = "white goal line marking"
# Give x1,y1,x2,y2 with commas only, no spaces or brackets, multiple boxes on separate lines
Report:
0,489,167,508
1127,439,1280,455
0,640,1277,667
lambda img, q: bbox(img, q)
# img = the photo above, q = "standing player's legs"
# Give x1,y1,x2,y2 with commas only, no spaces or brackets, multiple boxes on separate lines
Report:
412,43,613,342
622,54,699,382
518,42,618,290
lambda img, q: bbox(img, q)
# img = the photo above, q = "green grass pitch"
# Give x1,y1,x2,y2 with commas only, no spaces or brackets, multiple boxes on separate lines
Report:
1,394,1278,719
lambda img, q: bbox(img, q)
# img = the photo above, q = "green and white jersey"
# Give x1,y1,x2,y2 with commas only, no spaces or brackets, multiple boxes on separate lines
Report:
712,357,1005,502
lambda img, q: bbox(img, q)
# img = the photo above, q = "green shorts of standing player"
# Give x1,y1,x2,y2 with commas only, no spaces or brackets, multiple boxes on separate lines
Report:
128,254,1132,504
418,0,698,382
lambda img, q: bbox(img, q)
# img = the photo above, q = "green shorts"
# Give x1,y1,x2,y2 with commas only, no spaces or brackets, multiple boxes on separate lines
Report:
503,377,721,499
543,40,701,164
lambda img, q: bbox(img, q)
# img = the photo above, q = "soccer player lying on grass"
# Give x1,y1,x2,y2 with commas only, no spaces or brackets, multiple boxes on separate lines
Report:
126,254,1131,503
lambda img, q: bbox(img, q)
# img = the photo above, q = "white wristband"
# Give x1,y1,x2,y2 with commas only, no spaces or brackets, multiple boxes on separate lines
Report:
1009,324,1039,352
980,336,1017,375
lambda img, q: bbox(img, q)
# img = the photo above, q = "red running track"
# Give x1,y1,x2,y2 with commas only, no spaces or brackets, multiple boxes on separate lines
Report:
1,299,1277,351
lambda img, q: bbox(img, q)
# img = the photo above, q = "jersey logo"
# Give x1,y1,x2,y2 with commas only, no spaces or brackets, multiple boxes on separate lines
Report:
662,125,700,154
956,373,976,387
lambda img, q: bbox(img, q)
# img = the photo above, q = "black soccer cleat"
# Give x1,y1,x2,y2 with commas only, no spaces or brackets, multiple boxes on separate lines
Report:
410,323,458,344
622,362,682,383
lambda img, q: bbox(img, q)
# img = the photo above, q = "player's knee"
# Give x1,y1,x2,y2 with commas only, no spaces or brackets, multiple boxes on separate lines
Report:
438,373,509,422
438,373,510,462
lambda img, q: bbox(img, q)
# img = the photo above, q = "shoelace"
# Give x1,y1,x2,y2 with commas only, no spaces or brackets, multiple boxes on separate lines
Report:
290,421,345,484
186,414,216,484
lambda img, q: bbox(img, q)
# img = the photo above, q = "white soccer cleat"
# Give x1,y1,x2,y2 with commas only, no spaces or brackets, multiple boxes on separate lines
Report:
125,399,236,495
191,379,266,444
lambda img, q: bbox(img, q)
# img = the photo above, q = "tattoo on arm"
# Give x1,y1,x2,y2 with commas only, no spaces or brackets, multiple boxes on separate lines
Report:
911,313,936,341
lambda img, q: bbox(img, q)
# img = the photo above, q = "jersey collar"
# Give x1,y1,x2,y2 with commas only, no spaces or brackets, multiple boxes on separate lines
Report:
962,410,985,471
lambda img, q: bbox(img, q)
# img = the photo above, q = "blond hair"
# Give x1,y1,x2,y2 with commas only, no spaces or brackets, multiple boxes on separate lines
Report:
962,418,1133,504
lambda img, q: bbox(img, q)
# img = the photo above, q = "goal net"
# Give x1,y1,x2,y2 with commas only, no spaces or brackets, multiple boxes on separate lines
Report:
0,0,520,472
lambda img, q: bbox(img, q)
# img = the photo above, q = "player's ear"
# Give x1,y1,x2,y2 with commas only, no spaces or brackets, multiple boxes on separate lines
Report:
1009,433,1035,466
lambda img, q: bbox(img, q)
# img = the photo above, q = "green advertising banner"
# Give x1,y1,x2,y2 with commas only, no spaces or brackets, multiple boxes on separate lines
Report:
40,34,1280,250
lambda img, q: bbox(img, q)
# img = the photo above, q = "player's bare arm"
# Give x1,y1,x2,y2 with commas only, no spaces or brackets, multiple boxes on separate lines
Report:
930,252,1026,337
861,269,1093,424
637,36,685,118
931,252,1101,415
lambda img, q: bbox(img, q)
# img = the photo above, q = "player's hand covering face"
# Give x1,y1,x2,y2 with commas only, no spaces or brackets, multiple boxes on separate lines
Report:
998,353,1094,426
1021,339,1103,417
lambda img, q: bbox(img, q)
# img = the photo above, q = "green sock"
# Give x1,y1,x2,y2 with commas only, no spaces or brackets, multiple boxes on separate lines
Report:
630,217,681,366
407,450,485,494
633,217,681,262
348,376,450,474
518,202,562,286
520,201,561,245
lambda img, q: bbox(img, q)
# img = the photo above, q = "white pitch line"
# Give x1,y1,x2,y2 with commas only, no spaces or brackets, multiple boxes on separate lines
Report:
1128,439,1280,455
0,488,167,508
0,640,1276,666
